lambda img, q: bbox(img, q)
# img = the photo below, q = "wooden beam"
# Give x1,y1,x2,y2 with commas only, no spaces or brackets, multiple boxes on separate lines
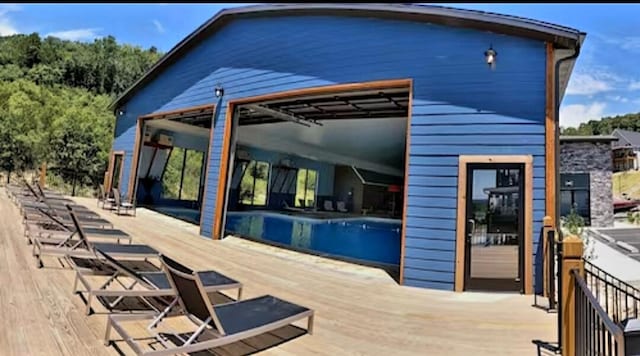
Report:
230,79,413,106
399,80,413,285
545,42,556,227
213,106,235,240
127,119,143,202
455,155,534,294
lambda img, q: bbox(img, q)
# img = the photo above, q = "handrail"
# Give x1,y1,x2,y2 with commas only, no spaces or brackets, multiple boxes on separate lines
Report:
584,259,640,324
572,269,625,355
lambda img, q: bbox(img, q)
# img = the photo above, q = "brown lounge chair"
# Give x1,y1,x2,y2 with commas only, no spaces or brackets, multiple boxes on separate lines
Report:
23,206,113,229
98,185,116,210
104,254,314,355
32,205,158,268
73,248,242,315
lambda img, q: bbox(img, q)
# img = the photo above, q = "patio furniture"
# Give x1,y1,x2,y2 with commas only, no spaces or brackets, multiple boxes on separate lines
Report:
112,188,136,216
32,205,158,268
98,185,115,210
324,200,334,211
104,254,314,355
73,248,242,315
336,201,348,213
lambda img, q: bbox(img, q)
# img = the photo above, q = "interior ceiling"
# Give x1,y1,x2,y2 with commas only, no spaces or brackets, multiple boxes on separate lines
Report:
236,88,410,176
145,106,213,139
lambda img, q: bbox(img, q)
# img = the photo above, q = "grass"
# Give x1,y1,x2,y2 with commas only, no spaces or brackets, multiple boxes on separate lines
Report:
613,170,640,199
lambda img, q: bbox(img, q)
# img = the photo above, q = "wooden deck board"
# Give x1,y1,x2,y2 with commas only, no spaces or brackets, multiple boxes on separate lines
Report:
0,190,555,355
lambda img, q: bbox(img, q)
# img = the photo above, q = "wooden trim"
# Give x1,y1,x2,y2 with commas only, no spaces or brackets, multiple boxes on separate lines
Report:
212,78,413,240
139,103,216,120
230,79,412,106
398,80,413,285
454,155,534,294
107,151,125,193
127,119,143,202
545,42,556,227
212,106,235,240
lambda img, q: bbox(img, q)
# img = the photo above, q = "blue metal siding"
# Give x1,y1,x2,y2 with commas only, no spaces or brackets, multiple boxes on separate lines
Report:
112,15,547,291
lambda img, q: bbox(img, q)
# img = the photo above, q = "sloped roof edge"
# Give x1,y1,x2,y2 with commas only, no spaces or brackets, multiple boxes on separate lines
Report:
109,3,585,111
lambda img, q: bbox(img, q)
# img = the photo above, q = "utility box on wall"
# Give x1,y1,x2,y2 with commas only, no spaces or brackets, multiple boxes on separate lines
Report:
157,134,174,147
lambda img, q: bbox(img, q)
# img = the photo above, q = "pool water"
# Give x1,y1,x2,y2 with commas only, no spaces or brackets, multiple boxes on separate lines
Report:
224,212,401,266
153,206,201,225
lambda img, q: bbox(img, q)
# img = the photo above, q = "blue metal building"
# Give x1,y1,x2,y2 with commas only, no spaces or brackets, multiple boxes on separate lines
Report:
106,4,584,293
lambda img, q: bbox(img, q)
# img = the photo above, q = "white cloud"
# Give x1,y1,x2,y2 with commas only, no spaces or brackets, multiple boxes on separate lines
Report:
596,33,640,52
630,81,640,91
45,28,101,41
152,19,165,34
0,4,21,36
566,73,612,95
560,102,607,128
607,95,630,103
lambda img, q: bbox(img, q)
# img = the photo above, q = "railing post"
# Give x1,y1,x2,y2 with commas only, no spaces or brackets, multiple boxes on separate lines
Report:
39,162,47,189
543,216,553,299
624,319,640,356
561,235,584,356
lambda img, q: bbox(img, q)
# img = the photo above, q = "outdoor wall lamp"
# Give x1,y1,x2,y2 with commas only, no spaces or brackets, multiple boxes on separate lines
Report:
485,45,497,69
117,108,126,116
214,85,224,98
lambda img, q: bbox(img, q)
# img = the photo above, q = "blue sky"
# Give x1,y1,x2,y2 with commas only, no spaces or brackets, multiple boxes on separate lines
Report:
0,3,638,128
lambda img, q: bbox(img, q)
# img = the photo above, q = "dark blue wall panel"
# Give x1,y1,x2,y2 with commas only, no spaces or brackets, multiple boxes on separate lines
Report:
112,14,547,291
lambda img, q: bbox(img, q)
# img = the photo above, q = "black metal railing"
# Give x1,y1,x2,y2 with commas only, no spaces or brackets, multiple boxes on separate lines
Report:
584,260,640,324
574,269,626,355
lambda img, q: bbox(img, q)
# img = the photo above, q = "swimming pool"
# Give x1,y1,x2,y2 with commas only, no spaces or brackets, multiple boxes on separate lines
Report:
224,212,401,266
152,206,201,225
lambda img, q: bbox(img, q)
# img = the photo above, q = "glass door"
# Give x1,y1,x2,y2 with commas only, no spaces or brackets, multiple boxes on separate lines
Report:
464,163,524,292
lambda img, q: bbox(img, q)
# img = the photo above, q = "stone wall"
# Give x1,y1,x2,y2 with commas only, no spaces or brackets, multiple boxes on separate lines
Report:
560,141,614,227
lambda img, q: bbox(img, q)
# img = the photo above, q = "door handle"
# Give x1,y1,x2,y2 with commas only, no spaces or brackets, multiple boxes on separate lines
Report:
467,219,475,241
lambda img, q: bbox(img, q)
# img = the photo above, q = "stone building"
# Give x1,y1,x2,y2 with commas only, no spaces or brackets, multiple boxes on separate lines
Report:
559,135,617,227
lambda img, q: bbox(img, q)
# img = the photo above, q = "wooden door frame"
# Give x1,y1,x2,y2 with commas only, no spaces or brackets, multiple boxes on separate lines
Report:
106,150,125,192
127,103,216,204
211,79,414,278
454,155,534,294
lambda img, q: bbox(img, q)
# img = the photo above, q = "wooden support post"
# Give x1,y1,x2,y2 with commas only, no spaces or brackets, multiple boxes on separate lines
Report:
542,216,553,298
561,235,584,356
39,162,47,189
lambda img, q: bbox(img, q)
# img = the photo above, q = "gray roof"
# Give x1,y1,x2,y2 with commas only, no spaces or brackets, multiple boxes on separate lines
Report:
109,3,586,111
612,129,640,148
560,135,618,143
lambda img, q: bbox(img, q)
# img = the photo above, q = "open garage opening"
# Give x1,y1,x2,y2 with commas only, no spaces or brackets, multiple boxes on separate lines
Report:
133,105,213,225
216,81,411,278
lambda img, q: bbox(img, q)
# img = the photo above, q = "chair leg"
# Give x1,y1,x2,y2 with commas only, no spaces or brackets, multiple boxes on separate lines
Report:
104,316,113,346
86,294,93,315
307,314,314,335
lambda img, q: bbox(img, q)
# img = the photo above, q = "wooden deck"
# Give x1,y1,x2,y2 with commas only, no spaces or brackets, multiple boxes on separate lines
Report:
0,191,556,355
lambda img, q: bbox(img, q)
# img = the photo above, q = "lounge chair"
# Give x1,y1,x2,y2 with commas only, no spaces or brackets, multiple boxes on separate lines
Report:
336,201,348,213
98,185,115,210
104,254,314,355
73,248,243,315
32,205,158,268
23,206,113,229
282,200,305,212
24,209,131,245
111,188,136,216
324,200,334,211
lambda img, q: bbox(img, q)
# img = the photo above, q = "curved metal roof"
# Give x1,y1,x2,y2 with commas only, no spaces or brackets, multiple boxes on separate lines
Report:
110,3,586,111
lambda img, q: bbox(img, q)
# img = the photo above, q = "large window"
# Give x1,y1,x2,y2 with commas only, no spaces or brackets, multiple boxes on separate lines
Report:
161,147,204,201
560,173,591,226
239,160,270,206
295,168,318,208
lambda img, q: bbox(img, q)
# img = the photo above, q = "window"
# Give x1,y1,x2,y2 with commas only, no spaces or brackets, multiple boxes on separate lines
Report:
161,147,204,201
560,173,591,226
239,160,270,206
295,168,318,208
